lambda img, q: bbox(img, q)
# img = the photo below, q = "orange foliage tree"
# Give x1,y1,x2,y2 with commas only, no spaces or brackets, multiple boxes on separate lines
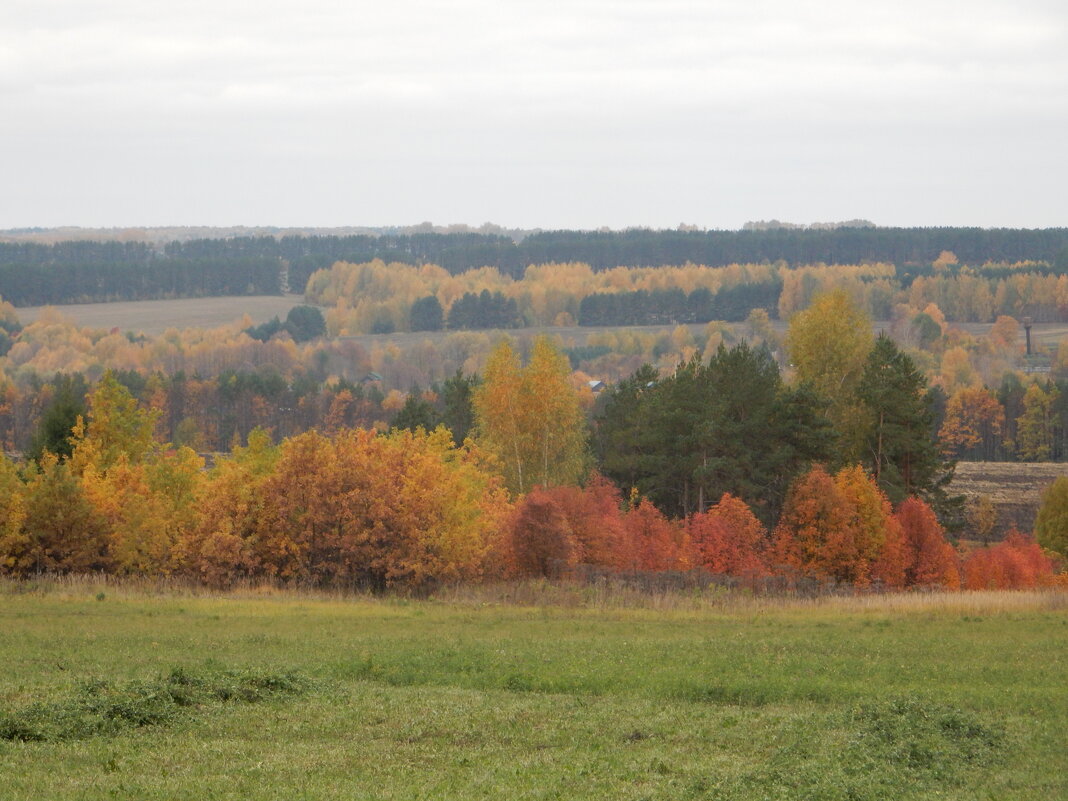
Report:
939,387,1005,460
685,493,768,577
834,466,906,588
507,488,578,577
178,428,278,586
0,455,29,573
17,453,109,574
252,427,510,588
528,475,627,569
619,497,683,572
772,467,862,583
773,465,909,586
894,497,960,588
961,529,1054,589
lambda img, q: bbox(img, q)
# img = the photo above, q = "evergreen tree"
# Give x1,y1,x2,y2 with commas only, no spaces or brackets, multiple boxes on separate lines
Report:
594,344,831,522
284,305,326,342
26,374,88,463
592,364,660,495
858,335,956,510
390,391,441,433
410,296,444,331
440,371,479,446
243,316,285,342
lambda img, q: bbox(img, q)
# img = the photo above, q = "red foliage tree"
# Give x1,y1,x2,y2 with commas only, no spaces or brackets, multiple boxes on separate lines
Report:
532,474,627,569
686,493,768,577
772,467,861,583
619,497,682,571
894,497,960,588
962,529,1054,589
508,488,578,577
868,515,907,589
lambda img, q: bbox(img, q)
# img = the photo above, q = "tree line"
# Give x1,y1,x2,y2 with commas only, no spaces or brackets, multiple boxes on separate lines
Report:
578,283,783,325
1,345,1061,590
3,227,1067,306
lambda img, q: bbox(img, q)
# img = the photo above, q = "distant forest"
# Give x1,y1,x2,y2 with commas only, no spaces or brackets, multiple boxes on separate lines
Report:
2,227,1068,307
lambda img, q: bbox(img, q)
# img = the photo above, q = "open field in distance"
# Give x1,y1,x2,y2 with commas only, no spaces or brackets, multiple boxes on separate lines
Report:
1,580,1065,800
13,295,1068,349
949,462,1068,535
15,295,308,336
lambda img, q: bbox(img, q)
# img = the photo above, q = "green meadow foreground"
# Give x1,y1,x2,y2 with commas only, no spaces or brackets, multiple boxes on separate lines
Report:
1,583,1065,800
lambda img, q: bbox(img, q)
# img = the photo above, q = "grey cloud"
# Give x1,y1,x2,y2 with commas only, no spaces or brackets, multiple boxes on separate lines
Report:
2,0,1066,228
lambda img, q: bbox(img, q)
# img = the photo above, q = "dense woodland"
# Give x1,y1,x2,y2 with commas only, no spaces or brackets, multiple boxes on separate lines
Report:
302,256,1068,336
2,227,1067,307
6,287,1068,463
1,288,1066,591
2,232,1068,591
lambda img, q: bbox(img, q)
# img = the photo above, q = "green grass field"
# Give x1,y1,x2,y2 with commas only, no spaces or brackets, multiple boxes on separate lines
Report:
1,581,1065,800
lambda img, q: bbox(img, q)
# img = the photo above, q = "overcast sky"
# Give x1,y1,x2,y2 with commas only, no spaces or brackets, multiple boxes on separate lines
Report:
3,0,1066,230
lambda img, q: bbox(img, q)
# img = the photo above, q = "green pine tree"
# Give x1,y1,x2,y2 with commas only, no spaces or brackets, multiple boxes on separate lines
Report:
858,335,957,514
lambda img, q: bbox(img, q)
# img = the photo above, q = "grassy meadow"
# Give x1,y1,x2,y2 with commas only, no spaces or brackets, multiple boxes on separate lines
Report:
1,580,1065,800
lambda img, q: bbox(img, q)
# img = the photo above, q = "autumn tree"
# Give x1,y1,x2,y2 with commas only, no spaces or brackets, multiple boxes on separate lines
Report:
81,458,156,574
1034,476,1068,559
786,289,874,463
686,493,768,577
987,315,1020,350
19,454,109,574
619,497,682,572
1016,383,1059,461
508,488,577,577
252,427,509,588
965,495,998,544
962,529,1054,589
70,371,160,474
939,387,1005,460
474,337,587,494
179,428,278,586
894,497,960,588
772,466,862,584
834,465,905,587
66,441,201,577
531,476,626,569
0,456,28,573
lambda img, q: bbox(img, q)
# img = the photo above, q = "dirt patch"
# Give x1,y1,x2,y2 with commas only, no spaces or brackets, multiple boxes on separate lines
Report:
949,461,1068,536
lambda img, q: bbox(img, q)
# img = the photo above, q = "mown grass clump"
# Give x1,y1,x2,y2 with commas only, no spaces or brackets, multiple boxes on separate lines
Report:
847,696,1006,778
0,666,309,743
685,698,1009,801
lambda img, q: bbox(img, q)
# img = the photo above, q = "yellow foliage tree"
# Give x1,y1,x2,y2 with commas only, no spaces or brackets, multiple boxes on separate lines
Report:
473,337,587,494
0,456,28,573
786,290,874,462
